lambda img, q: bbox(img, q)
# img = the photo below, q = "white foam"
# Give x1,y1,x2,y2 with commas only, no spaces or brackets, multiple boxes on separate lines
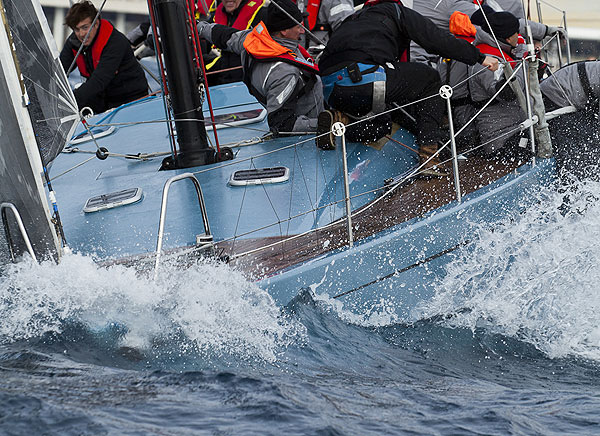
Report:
0,253,305,363
419,180,600,360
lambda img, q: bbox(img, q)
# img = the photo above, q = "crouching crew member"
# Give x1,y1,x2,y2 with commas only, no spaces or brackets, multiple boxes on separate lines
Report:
60,1,148,114
458,10,529,159
541,61,600,179
204,0,267,86
197,0,324,134
318,0,498,177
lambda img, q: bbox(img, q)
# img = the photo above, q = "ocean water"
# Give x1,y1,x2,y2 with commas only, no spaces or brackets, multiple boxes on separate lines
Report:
2,179,600,435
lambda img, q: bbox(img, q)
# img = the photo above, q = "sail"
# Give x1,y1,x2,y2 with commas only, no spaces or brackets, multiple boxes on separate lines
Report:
2,0,78,165
0,0,74,262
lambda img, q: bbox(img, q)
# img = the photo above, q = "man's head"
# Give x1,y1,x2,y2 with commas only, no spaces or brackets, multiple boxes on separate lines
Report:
65,1,99,47
473,10,520,48
222,0,243,14
266,0,305,40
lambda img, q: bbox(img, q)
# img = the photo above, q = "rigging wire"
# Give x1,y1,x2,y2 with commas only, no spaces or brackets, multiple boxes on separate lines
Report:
184,0,222,152
147,0,179,161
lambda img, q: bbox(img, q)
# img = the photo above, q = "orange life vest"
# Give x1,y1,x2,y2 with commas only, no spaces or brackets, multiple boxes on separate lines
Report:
72,19,114,78
450,11,521,67
243,22,320,75
242,22,320,105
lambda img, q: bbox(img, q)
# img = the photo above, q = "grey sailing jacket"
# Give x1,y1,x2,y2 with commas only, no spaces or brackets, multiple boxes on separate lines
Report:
197,22,324,133
540,61,600,111
409,0,547,67
467,33,527,155
439,29,527,155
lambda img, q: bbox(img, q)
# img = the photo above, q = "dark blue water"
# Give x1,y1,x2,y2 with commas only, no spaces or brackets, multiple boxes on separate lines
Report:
2,181,600,435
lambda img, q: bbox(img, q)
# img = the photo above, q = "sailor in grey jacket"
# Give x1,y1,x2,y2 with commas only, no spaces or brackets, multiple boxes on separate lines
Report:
467,12,528,156
409,0,551,68
197,0,323,135
440,10,529,156
541,61,600,112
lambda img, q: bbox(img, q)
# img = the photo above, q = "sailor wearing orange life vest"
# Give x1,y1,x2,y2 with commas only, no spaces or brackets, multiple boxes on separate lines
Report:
408,0,557,68
444,9,530,158
59,1,148,114
202,0,267,86
197,0,323,134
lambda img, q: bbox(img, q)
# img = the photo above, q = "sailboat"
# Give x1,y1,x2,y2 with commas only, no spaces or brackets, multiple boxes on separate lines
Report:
0,0,577,322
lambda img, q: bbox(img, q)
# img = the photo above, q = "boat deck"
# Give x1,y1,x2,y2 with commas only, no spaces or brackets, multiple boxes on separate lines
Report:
220,155,523,278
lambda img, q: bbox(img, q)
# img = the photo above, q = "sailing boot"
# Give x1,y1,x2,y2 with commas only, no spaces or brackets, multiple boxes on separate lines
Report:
316,110,350,150
316,110,336,150
418,142,449,178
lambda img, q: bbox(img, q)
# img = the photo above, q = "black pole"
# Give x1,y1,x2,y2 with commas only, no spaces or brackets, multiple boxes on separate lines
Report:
154,0,215,169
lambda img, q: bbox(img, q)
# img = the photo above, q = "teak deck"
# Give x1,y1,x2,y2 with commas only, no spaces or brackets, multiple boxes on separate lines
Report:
219,156,523,278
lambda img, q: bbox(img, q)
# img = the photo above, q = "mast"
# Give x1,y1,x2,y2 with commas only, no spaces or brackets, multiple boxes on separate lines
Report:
153,0,216,169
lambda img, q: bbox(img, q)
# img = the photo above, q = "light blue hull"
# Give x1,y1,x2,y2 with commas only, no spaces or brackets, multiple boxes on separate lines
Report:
50,83,556,320
261,159,555,321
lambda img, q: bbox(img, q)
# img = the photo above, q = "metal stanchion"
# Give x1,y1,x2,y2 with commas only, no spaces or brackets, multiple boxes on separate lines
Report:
439,85,462,203
332,121,354,248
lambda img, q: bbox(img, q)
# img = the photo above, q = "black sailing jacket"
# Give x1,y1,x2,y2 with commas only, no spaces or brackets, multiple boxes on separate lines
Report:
319,2,484,75
60,21,148,113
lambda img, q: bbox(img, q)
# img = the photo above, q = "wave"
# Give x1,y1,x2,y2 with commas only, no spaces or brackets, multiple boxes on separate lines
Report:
0,253,305,365
418,178,600,360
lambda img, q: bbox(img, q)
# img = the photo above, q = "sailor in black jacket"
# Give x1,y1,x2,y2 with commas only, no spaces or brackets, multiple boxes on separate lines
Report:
59,1,148,114
318,0,498,176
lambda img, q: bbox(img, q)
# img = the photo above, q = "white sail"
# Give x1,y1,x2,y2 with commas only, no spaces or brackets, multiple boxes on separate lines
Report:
0,0,78,262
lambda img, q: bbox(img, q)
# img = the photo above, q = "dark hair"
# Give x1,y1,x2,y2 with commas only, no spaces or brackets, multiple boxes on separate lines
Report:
65,1,98,29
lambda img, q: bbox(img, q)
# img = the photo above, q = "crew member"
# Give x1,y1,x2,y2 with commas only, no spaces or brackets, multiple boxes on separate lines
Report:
60,1,148,114
204,0,268,86
451,10,529,158
197,0,323,134
541,61,600,178
408,0,556,68
318,0,498,177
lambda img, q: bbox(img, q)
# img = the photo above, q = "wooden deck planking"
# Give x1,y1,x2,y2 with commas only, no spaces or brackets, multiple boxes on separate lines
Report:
219,155,523,278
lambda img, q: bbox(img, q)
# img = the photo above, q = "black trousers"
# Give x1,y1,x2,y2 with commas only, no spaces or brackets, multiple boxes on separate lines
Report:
384,61,443,146
327,61,443,145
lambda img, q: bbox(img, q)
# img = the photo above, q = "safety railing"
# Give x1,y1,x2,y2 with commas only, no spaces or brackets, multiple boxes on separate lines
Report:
1,203,38,263
154,173,212,278
536,0,572,66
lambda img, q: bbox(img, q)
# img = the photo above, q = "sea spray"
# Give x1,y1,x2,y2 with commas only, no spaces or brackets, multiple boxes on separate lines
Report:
419,179,600,360
0,253,305,363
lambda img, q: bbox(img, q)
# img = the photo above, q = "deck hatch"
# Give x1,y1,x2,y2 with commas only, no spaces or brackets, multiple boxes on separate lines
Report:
83,188,143,213
229,167,289,186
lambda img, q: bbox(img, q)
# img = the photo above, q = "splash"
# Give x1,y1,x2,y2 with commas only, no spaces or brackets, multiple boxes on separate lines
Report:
419,179,600,360
309,262,399,327
0,253,304,363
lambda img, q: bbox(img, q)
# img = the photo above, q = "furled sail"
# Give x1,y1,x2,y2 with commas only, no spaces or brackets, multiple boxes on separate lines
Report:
0,0,78,262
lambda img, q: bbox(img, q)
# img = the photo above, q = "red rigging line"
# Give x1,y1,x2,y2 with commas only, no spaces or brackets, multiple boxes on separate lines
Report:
185,0,222,152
